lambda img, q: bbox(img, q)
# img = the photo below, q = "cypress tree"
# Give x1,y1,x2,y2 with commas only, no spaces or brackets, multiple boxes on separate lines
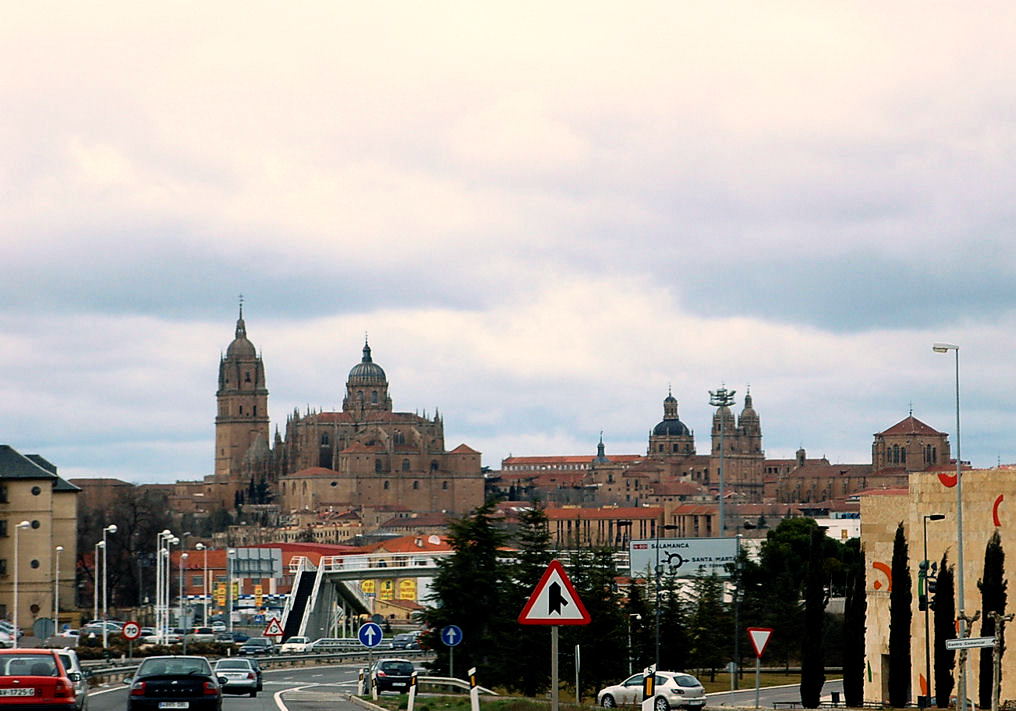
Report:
687,572,729,680
658,569,690,672
977,531,1007,710
933,553,956,708
509,502,554,696
888,522,912,708
842,540,866,707
800,528,827,708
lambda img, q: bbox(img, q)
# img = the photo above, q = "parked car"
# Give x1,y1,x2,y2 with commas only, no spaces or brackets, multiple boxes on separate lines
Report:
124,655,223,711
238,638,275,656
210,621,226,632
55,649,88,711
140,631,182,645
309,637,359,652
279,637,311,654
213,658,261,697
597,671,706,711
185,628,216,644
368,658,415,693
389,632,422,650
0,648,78,709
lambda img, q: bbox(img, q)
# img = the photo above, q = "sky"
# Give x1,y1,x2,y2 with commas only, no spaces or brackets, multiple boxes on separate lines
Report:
3,3,1016,483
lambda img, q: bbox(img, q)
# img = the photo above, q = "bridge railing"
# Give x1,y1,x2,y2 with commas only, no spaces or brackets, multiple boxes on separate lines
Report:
318,552,453,572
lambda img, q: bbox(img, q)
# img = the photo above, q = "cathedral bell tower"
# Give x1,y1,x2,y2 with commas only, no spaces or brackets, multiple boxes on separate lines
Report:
215,304,270,477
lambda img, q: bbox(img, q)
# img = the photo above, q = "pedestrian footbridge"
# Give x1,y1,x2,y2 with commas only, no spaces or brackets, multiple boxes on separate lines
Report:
280,552,452,640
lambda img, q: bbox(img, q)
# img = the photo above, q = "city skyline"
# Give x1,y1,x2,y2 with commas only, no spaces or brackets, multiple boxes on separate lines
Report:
3,3,1015,481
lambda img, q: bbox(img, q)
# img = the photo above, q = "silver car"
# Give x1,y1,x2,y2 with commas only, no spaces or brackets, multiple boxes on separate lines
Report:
598,671,706,711
56,648,88,711
214,658,260,697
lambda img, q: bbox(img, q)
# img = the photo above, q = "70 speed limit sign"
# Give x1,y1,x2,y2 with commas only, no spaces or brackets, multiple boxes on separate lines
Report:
122,621,142,640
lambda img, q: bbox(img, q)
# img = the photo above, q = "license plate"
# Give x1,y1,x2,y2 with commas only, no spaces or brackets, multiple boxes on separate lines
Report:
0,688,35,697
159,703,189,709
392,683,407,688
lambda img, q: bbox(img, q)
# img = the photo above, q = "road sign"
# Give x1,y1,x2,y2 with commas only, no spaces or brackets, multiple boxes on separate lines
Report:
121,621,142,641
518,559,591,625
630,537,738,578
358,622,384,648
945,636,994,650
441,625,463,647
254,584,263,608
747,627,774,658
263,618,284,637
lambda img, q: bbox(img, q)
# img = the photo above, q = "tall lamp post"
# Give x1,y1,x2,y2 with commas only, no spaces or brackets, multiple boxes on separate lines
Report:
933,342,967,711
178,553,189,629
101,524,117,649
921,513,945,704
709,386,736,536
53,545,64,635
195,543,208,626
13,520,30,649
654,521,679,672
227,549,236,634
93,541,104,625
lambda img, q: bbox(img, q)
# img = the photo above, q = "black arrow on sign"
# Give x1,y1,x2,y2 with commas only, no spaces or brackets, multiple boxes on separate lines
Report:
548,581,569,614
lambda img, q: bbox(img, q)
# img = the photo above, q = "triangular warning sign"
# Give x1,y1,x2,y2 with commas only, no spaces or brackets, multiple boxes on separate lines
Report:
747,627,773,658
518,559,591,625
264,618,284,636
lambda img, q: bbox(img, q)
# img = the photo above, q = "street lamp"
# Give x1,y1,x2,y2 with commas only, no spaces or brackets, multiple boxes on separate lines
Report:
628,613,642,674
654,522,679,672
93,541,104,625
102,524,117,649
53,545,64,635
13,520,30,649
227,549,236,633
932,342,967,711
179,553,189,630
195,543,208,626
921,513,946,704
709,386,736,536
164,536,179,640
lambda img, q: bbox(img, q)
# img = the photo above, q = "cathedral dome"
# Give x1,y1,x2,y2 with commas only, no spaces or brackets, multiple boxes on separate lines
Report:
653,418,691,437
348,341,387,383
226,315,257,358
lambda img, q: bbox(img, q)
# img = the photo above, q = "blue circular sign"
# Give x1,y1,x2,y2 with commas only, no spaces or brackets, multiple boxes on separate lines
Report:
358,622,384,648
441,624,463,647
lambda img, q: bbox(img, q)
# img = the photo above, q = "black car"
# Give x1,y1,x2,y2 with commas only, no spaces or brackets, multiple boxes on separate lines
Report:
370,658,415,693
125,656,223,711
238,637,275,656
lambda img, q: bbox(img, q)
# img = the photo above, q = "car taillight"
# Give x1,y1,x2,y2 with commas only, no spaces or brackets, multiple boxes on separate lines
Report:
203,681,220,696
376,670,387,677
54,680,74,698
130,681,147,696
247,673,255,680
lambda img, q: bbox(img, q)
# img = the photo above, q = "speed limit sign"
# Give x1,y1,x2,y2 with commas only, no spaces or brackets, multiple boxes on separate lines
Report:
122,621,142,641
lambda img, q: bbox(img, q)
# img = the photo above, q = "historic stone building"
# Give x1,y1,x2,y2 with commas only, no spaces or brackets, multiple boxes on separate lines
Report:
203,310,484,518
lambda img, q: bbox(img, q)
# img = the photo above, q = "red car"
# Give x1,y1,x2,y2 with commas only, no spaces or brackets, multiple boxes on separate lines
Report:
0,648,77,709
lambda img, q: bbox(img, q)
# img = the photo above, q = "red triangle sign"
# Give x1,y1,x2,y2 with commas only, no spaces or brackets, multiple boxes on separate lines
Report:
518,560,591,625
747,627,773,658
264,617,284,637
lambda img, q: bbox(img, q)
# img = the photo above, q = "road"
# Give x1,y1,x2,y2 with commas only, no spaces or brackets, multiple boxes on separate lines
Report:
708,678,844,707
88,662,367,711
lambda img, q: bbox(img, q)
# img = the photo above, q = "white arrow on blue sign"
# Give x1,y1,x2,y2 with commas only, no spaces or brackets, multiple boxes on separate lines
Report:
441,625,463,647
358,622,384,648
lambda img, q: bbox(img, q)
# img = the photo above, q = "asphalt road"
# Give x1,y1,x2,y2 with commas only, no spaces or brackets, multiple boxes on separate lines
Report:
707,678,844,707
88,663,366,711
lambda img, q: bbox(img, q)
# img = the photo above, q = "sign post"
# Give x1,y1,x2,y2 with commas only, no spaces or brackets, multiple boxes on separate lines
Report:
519,560,591,711
468,667,479,711
747,627,774,709
359,622,384,700
122,620,141,660
441,625,463,680
408,672,418,711
640,664,656,711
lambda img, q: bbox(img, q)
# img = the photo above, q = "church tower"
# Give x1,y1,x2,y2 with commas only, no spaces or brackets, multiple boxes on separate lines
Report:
215,304,270,477
341,339,393,414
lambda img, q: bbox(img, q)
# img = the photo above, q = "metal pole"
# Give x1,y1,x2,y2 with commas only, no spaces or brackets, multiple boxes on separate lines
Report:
923,517,932,705
102,527,109,650
551,626,559,711
93,542,101,625
203,547,209,627
13,522,28,649
754,656,761,709
575,643,580,704
54,546,63,635
734,534,742,690
654,520,661,671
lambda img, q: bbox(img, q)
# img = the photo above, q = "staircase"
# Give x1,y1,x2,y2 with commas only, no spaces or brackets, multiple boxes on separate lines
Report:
281,565,318,639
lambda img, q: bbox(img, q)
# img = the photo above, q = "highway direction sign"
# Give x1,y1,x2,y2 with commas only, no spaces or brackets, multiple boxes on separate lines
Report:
518,559,591,625
441,625,463,647
358,622,384,648
945,636,994,650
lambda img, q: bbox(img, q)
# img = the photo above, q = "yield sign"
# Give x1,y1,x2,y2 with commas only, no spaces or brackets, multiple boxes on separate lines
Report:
263,617,284,637
747,627,773,658
518,559,591,625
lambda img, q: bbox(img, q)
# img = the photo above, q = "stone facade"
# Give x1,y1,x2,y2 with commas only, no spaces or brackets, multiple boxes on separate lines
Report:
861,469,1016,705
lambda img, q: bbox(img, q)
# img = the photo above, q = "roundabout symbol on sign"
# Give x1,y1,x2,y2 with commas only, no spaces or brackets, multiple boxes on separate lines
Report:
122,621,142,641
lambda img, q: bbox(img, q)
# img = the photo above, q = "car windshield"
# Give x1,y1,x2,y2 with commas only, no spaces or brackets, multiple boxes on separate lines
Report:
247,638,270,645
0,655,58,677
138,658,212,677
215,660,251,670
379,661,414,675
287,637,308,644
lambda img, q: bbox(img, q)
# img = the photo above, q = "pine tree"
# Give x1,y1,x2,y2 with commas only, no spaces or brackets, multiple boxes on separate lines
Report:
842,540,866,707
626,577,652,672
933,553,956,708
687,573,730,680
977,531,1007,710
888,522,912,708
800,528,827,708
509,502,554,696
658,570,690,672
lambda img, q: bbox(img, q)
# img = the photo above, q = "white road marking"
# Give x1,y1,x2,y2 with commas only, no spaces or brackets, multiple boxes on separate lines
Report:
274,683,320,711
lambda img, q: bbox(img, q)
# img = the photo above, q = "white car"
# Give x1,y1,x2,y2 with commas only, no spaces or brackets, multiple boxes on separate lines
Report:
598,671,706,711
279,636,311,653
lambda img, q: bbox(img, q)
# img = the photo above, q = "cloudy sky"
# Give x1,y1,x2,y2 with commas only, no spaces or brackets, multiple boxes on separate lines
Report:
3,3,1015,483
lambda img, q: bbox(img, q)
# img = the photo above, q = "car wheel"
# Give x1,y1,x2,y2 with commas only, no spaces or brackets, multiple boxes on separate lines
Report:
249,690,257,698
601,695,617,708
655,697,670,711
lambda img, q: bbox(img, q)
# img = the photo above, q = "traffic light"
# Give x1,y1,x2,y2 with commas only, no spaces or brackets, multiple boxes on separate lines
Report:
927,575,938,610
919,594,928,612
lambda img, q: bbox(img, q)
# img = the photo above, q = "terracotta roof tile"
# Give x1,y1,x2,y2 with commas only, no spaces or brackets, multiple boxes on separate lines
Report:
878,416,945,437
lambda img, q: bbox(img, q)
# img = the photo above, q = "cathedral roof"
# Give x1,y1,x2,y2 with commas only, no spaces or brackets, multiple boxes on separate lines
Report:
653,419,691,437
285,467,338,479
878,416,944,437
226,306,257,358
348,340,387,384
449,444,479,454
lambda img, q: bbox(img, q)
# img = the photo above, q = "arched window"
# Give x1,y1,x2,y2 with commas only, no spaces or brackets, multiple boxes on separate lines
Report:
402,459,410,472
375,459,383,473
383,481,390,490
901,448,906,464
413,481,420,490
371,391,378,404
321,433,330,446
245,371,251,382
430,460,439,472
442,481,448,490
